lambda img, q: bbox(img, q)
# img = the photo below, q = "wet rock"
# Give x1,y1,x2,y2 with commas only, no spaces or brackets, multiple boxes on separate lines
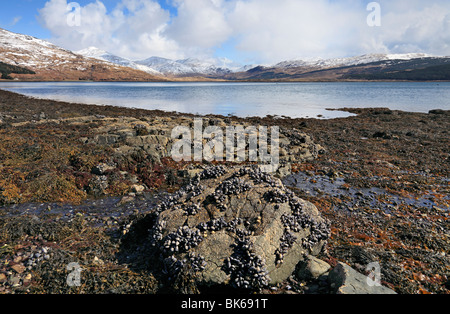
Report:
179,169,204,180
134,124,150,136
87,175,109,196
297,255,331,280
328,262,397,294
9,275,21,287
94,134,120,145
373,131,392,139
92,163,116,175
125,135,170,147
131,184,146,193
32,112,47,120
276,164,292,178
146,166,330,291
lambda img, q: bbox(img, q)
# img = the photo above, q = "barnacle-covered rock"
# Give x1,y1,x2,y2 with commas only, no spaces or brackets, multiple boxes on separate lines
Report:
147,165,330,291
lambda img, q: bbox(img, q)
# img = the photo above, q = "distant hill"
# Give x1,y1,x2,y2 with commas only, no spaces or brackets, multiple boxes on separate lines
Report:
342,62,450,81
223,55,450,82
0,28,165,82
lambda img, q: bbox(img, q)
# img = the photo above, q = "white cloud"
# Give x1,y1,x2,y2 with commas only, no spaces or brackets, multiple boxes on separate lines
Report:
371,2,450,55
10,16,22,26
228,0,366,62
167,0,233,49
38,0,180,60
37,0,450,65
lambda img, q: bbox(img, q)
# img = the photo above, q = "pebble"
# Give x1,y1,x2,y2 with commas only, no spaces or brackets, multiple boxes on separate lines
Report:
9,276,21,287
11,264,26,274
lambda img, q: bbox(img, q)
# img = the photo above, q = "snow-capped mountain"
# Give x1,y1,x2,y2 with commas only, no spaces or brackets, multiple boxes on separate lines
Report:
135,56,231,76
275,53,434,69
1,28,448,82
76,49,234,77
75,47,161,76
0,28,162,81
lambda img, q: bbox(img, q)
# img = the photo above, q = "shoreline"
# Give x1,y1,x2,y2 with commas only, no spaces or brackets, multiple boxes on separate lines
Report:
2,78,450,83
0,89,448,294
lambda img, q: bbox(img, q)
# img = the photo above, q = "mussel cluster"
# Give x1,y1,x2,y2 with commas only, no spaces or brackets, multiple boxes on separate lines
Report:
162,225,204,254
262,182,331,264
186,252,208,272
302,219,331,250
200,165,227,179
264,188,290,203
237,166,280,187
163,255,184,279
155,175,204,213
156,193,182,213
149,219,166,246
183,203,200,216
216,177,252,196
163,252,207,279
184,176,204,198
197,217,245,234
211,175,252,211
198,217,229,232
275,231,297,265
223,237,270,290
280,209,330,251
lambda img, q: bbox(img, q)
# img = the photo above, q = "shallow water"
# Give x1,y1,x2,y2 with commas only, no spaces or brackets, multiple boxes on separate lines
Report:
283,172,447,212
1,81,449,118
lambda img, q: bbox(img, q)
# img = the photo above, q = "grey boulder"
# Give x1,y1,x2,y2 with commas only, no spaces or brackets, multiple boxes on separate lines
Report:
328,262,397,294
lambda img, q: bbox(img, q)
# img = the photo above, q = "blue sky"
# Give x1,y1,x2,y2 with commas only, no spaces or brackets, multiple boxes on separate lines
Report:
1,0,450,65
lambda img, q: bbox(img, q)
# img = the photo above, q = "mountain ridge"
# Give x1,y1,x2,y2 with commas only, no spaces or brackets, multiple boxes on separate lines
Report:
1,28,449,82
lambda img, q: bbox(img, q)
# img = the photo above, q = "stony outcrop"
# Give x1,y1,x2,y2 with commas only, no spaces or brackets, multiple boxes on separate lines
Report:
146,165,330,291
328,262,397,294
86,115,323,178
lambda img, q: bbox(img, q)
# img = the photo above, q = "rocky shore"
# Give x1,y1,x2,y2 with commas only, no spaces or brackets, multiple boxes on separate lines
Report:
0,89,448,294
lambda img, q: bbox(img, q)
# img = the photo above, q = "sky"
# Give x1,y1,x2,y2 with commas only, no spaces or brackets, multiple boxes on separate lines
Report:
1,0,450,66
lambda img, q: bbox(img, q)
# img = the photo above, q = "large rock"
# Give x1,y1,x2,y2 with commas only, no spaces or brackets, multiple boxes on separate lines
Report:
328,262,397,294
147,166,330,291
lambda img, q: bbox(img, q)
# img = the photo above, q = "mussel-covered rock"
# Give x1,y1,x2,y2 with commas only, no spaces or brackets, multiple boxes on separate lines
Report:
146,165,330,291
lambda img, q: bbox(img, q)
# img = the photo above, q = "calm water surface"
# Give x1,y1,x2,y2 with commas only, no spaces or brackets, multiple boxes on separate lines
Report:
0,82,449,118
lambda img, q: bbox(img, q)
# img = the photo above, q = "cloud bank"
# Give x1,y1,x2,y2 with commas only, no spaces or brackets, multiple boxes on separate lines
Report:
38,0,450,65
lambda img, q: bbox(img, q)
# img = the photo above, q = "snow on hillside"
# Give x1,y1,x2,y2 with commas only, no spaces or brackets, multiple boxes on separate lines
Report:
75,47,161,76
0,27,80,69
136,56,231,76
275,53,435,69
